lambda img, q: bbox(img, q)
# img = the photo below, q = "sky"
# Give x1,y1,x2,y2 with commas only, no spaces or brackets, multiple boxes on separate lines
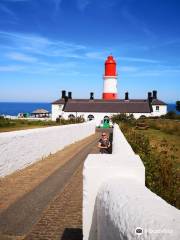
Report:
0,0,180,103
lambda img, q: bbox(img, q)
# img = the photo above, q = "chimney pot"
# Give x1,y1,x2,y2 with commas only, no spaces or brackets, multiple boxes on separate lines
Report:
68,92,72,99
152,90,157,99
125,92,129,100
148,92,152,103
90,92,94,100
61,90,66,99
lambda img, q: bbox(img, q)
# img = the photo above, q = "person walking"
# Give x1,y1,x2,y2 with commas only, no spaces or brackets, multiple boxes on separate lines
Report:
98,132,111,154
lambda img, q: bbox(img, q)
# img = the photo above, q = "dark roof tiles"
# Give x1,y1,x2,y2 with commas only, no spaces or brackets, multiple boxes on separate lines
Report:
63,99,151,113
151,99,167,105
52,98,166,113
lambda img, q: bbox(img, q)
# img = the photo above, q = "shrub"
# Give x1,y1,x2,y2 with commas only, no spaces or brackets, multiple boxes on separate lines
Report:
111,114,136,126
121,125,179,209
176,101,180,112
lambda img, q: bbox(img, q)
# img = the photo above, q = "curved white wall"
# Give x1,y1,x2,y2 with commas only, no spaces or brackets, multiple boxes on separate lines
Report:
83,124,180,240
0,121,96,177
96,179,180,240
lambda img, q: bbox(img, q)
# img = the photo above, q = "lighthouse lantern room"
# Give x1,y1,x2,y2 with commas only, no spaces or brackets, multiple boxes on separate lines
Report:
102,55,118,100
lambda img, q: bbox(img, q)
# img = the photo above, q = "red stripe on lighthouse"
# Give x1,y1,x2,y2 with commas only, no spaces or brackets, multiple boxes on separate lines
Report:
102,93,117,100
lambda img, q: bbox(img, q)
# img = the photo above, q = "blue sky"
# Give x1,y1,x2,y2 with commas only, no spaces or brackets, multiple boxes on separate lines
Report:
0,0,179,103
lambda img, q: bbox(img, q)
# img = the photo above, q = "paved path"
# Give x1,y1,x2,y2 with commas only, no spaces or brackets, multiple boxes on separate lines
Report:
0,133,100,240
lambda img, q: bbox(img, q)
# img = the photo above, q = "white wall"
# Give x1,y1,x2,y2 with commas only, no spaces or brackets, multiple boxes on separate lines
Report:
0,121,96,177
51,104,167,125
83,124,145,240
83,124,180,240
51,104,63,121
152,105,167,116
96,179,180,240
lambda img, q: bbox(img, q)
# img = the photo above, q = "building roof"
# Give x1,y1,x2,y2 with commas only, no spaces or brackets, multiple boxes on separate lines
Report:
59,99,152,113
52,99,65,104
32,109,49,114
151,99,167,105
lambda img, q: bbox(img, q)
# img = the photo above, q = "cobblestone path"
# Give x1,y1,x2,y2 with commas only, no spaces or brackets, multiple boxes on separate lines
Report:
0,133,100,240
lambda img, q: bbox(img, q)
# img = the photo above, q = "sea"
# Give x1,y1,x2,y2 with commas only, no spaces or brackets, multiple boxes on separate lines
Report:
0,102,179,116
0,102,51,116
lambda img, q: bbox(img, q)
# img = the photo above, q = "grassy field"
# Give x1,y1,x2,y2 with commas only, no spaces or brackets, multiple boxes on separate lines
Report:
0,118,59,133
0,117,84,133
0,125,53,133
136,128,180,170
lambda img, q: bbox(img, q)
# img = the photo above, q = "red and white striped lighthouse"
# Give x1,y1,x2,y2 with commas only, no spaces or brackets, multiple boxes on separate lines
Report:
102,55,118,100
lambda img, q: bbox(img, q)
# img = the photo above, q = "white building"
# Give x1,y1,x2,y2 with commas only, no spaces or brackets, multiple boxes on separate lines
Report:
51,90,167,126
51,55,167,126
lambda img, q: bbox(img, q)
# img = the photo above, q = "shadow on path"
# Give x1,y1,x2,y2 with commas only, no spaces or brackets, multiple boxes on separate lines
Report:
61,228,82,240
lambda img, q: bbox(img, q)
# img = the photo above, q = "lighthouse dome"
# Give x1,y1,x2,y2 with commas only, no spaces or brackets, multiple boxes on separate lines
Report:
104,55,117,76
105,55,116,64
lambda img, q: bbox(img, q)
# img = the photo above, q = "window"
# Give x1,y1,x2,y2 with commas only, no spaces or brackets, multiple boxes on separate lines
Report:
88,114,94,121
59,104,62,110
68,114,75,119
156,106,159,111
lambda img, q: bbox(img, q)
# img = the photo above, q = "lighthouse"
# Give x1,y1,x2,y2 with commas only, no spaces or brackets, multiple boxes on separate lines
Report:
102,55,118,100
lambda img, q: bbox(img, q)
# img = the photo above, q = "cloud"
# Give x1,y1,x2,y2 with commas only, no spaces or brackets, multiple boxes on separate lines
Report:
119,56,159,64
77,0,90,11
0,0,30,22
0,31,86,58
85,51,159,64
0,65,25,72
6,52,38,63
0,3,17,18
121,6,155,38
120,66,139,72
85,51,108,60
124,66,180,77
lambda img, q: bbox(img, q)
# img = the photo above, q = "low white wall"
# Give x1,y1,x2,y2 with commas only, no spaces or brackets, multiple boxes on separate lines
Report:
83,124,180,240
96,179,180,240
112,124,134,155
0,121,96,177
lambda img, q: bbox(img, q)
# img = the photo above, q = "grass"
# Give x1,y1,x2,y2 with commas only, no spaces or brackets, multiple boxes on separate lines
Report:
142,118,180,136
0,117,59,133
136,128,180,169
0,116,85,133
0,125,51,133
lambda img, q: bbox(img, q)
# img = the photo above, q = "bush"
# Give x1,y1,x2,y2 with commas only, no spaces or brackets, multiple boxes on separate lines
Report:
111,114,136,126
176,101,180,112
164,111,177,119
121,125,179,209
55,117,85,125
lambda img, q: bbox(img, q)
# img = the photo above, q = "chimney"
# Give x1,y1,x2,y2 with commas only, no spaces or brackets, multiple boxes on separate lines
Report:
68,92,72,99
152,90,157,99
148,92,152,103
61,90,66,99
90,92,94,100
125,92,129,100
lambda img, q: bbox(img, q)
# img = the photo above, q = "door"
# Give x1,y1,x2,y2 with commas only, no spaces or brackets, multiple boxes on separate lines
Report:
103,116,110,128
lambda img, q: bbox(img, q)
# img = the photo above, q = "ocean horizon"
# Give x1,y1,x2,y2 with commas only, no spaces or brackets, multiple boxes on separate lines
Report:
0,102,51,116
0,102,179,116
